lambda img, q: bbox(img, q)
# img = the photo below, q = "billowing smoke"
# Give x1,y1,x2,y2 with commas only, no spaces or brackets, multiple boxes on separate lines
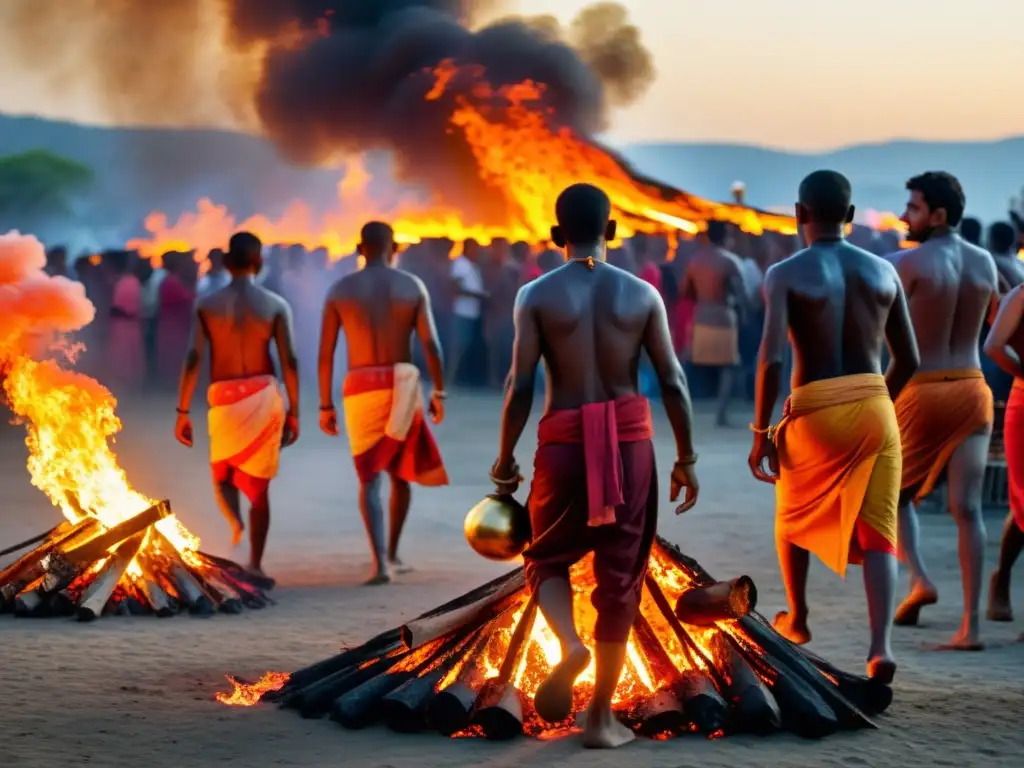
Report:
0,231,95,360
0,1,654,218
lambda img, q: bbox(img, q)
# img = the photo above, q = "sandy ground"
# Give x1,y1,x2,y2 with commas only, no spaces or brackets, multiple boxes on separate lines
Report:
2,392,1023,768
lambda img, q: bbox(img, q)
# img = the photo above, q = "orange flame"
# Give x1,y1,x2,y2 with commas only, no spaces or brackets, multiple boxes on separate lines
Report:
215,671,291,707
1,231,201,582
127,61,797,261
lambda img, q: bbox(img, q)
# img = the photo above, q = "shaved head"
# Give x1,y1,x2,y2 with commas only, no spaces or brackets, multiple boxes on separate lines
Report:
359,221,397,263
797,170,854,225
552,183,616,248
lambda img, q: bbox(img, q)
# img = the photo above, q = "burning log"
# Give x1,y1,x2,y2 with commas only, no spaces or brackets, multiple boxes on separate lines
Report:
427,629,496,735
332,632,470,730
241,540,888,742
472,594,539,741
0,500,271,620
674,577,757,627
0,524,62,558
710,633,781,734
76,535,144,621
400,573,523,650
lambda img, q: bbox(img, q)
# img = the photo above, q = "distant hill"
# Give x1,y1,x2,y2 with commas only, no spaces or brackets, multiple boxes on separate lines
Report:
1,113,1020,248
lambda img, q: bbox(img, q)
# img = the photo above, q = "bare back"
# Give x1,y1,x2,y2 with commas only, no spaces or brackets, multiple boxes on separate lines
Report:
197,279,294,383
895,235,998,371
682,246,744,325
770,241,904,387
993,254,1024,293
519,261,658,411
326,265,426,369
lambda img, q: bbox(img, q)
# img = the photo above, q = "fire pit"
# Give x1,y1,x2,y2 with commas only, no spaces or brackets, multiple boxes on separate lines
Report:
218,536,892,740
0,499,273,619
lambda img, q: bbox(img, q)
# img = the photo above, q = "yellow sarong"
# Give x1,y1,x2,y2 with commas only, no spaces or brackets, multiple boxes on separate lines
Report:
774,373,901,576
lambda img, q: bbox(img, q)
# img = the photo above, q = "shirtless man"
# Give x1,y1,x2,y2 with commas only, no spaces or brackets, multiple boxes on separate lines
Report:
681,220,746,426
491,183,699,749
175,231,299,579
318,222,448,585
749,170,919,682
988,221,1024,292
890,172,998,650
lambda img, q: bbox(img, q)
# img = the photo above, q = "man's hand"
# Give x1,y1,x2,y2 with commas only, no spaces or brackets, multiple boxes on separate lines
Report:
490,456,522,496
174,412,193,448
429,391,446,424
748,434,779,484
282,412,300,447
319,406,339,436
669,458,699,514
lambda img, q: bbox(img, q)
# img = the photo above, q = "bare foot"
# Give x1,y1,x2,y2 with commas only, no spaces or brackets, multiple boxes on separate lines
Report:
773,611,811,645
931,627,984,652
582,707,636,749
866,655,897,684
363,572,392,586
894,582,938,626
230,522,245,548
533,644,591,723
986,571,1013,622
245,564,276,589
389,558,414,575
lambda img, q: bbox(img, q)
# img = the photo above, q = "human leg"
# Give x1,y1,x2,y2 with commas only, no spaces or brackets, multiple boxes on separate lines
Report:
358,473,389,584
941,432,990,649
715,365,736,427
387,475,412,572
862,549,898,681
988,512,1024,620
894,490,939,625
248,487,271,574
212,471,244,547
773,537,811,644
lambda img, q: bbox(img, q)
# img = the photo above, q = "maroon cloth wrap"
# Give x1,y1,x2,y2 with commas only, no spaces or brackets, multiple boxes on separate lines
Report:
523,394,657,643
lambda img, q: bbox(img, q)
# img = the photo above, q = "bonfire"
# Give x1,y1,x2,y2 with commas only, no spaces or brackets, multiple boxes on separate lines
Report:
217,538,892,741
0,232,272,619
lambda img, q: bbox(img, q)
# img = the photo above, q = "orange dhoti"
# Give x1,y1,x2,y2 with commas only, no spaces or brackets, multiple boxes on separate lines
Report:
894,368,993,504
342,363,448,486
208,375,286,503
774,374,901,576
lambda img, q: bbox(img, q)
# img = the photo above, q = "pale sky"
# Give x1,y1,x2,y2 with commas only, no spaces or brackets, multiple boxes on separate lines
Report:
1,1,1021,152
507,0,1024,150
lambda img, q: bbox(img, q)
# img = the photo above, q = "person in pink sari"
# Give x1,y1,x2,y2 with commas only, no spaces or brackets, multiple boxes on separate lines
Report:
157,252,197,386
105,251,145,393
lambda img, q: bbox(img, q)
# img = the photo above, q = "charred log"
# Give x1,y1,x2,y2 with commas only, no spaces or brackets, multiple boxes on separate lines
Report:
472,594,538,740
710,633,781,733
400,579,522,650
332,633,469,730
427,629,495,736
296,654,407,719
0,518,100,603
62,501,170,566
674,577,757,626
678,670,729,734
634,688,687,737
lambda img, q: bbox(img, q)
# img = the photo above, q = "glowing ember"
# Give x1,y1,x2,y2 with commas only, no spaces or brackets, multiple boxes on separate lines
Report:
231,538,892,741
127,63,797,262
216,672,291,707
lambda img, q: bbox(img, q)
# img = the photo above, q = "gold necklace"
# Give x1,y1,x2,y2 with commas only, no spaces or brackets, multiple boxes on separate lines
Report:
569,256,596,270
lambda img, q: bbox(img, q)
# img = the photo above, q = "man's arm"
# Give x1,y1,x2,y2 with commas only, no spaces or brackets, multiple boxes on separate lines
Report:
641,286,695,459
883,271,920,401
318,292,341,410
413,277,445,393
177,306,208,412
496,287,541,466
751,265,787,432
273,300,301,418
984,285,1024,378
451,259,488,300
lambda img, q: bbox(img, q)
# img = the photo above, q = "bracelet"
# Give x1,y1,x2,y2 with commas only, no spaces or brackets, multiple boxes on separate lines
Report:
319,404,335,412
675,454,698,466
431,390,448,400
176,408,189,415
490,472,521,485
749,423,770,434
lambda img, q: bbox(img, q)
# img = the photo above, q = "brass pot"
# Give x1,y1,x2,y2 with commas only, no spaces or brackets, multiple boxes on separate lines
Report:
463,494,532,561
